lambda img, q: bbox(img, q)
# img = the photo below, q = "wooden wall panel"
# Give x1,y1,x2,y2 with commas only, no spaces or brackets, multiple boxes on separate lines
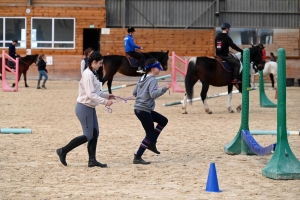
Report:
0,6,106,56
32,0,105,7
101,28,215,57
0,0,26,6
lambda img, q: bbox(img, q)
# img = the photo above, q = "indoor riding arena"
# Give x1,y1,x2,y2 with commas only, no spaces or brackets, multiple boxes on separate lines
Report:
1,0,300,199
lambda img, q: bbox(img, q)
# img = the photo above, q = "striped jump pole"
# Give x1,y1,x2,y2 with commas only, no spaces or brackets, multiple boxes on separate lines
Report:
102,74,171,92
163,88,256,107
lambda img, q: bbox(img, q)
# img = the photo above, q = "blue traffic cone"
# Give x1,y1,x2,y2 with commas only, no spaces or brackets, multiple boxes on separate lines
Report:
205,162,221,192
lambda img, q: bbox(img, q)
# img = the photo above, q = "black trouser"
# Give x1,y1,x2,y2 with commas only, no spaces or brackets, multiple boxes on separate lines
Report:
126,51,145,67
220,55,241,79
134,109,168,143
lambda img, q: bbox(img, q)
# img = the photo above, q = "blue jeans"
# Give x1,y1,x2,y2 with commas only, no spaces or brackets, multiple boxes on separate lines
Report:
38,70,48,86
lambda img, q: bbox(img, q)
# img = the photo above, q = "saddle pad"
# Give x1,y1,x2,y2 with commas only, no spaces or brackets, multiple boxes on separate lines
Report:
222,61,232,72
126,57,138,67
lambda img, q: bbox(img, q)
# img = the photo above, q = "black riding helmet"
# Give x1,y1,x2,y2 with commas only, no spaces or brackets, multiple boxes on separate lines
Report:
221,23,231,30
258,43,265,49
127,27,135,33
12,38,18,43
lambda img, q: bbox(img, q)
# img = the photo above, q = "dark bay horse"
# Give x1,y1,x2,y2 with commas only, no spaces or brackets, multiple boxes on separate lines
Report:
183,46,265,114
0,54,38,88
99,51,169,94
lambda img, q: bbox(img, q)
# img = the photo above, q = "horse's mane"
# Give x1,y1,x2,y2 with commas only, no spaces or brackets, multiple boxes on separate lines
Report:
21,54,38,59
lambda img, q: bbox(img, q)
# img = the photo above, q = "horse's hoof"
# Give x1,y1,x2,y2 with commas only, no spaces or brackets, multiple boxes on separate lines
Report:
236,108,241,113
25,85,29,88
229,110,234,113
206,111,212,114
182,111,188,114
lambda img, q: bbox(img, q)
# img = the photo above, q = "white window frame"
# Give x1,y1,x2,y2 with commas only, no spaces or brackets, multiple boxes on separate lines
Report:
0,17,27,48
31,17,76,49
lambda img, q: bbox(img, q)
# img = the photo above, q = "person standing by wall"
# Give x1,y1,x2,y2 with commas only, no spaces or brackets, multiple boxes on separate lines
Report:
37,54,48,89
57,51,114,168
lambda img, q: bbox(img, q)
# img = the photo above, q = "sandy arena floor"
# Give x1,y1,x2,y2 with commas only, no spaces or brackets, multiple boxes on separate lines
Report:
0,79,300,200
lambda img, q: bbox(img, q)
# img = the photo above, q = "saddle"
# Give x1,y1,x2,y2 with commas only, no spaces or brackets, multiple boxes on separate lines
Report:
125,54,139,68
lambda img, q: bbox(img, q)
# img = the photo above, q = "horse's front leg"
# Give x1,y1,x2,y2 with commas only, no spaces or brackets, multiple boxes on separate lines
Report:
181,93,188,114
227,84,234,113
201,84,212,114
24,72,29,87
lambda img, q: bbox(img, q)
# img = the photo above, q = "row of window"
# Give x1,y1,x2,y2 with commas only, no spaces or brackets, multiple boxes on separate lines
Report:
0,17,75,49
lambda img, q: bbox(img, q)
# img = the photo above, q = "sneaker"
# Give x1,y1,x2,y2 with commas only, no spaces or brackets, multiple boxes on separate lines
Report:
231,79,241,84
254,72,259,75
133,154,150,165
136,67,145,74
42,85,47,89
37,86,41,89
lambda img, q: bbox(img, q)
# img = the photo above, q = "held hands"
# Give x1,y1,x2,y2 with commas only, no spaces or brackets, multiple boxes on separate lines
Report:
140,47,143,50
108,94,115,100
166,82,172,89
106,100,113,106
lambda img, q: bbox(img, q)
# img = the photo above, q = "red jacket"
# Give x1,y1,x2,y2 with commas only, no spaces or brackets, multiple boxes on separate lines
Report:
262,49,266,61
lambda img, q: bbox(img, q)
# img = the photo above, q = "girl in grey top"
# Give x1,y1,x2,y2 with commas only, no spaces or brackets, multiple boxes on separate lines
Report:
132,58,172,165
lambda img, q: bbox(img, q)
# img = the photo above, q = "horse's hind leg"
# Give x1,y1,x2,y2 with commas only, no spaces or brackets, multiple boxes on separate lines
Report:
201,83,212,114
12,72,22,87
24,72,29,87
182,94,188,114
107,78,113,94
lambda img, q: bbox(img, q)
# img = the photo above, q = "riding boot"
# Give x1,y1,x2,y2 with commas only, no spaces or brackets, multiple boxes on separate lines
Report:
147,142,160,154
87,138,107,168
37,80,41,89
133,154,150,165
56,135,88,166
42,80,47,89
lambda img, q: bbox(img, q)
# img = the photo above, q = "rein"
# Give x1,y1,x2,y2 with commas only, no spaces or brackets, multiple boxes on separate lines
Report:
105,83,170,113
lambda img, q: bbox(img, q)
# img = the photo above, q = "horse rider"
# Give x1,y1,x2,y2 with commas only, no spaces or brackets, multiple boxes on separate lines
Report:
215,23,243,84
124,27,146,74
8,38,20,71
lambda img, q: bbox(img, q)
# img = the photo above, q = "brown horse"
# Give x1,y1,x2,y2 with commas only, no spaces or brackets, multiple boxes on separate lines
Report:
0,54,39,87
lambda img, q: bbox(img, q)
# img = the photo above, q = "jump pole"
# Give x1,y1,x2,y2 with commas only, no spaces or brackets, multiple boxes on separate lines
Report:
0,128,32,134
102,74,171,92
250,130,300,136
163,88,256,107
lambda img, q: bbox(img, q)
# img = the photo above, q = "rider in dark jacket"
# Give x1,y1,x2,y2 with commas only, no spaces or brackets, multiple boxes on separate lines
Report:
215,23,243,84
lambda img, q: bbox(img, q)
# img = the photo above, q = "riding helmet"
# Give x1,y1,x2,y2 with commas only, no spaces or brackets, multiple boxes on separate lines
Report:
12,38,18,43
127,27,135,33
221,23,231,30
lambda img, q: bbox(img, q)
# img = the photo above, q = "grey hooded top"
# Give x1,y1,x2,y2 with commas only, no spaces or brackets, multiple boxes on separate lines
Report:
133,74,168,112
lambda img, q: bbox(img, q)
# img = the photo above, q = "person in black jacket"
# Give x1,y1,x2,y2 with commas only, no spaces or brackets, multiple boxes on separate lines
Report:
215,23,243,84
8,38,20,71
37,54,48,89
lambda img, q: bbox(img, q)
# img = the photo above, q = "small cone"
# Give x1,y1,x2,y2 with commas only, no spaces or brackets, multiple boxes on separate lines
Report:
205,162,221,192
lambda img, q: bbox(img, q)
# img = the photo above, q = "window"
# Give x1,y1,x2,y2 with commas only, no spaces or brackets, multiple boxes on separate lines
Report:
31,18,75,49
0,17,26,48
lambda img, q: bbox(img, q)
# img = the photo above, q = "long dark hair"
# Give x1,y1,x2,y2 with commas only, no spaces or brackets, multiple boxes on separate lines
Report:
87,51,103,71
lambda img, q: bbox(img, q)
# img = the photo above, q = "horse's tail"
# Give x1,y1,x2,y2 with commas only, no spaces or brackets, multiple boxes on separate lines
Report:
185,57,197,100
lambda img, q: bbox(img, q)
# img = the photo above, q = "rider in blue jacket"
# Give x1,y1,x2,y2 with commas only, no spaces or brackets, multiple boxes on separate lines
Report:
124,27,145,73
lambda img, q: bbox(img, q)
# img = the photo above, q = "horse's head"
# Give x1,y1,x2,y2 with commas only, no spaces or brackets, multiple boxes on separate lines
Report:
249,45,265,70
144,50,169,71
159,50,169,71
